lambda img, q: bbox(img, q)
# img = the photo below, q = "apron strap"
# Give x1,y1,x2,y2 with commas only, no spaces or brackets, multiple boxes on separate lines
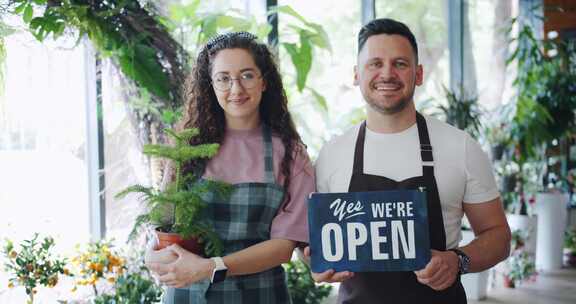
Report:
415,112,447,250
262,124,276,184
354,115,433,175
352,121,367,174
416,112,435,171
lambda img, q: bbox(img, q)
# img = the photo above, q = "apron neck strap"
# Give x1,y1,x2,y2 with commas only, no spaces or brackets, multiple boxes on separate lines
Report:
262,124,276,183
352,112,435,175
416,112,434,166
352,121,367,174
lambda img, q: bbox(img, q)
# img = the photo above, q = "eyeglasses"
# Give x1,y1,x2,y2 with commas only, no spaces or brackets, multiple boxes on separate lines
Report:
211,71,262,91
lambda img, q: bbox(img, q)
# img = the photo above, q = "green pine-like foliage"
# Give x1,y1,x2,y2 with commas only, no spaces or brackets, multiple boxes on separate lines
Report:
116,128,231,257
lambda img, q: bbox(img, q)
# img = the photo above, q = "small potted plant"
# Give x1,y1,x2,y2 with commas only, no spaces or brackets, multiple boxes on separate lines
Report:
70,239,126,296
564,228,576,267
485,122,510,161
93,265,163,304
284,260,332,304
503,231,537,288
436,85,483,138
503,251,537,288
115,128,230,257
2,234,71,303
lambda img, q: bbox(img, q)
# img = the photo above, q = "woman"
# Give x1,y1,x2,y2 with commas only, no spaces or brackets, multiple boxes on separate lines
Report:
146,31,314,304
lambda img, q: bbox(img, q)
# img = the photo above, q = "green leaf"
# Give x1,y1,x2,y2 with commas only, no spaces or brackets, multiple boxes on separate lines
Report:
200,15,219,41
23,5,34,24
29,17,43,30
118,44,171,101
306,23,332,52
14,2,28,14
276,5,307,24
216,15,251,31
294,30,312,92
308,87,328,112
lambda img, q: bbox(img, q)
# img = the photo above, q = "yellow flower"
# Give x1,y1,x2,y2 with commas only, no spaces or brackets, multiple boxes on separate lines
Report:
107,277,115,283
71,286,77,293
63,268,70,275
8,282,14,288
48,276,58,287
9,250,17,259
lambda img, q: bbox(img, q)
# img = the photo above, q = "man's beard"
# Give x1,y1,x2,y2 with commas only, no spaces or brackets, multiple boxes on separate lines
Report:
365,90,414,115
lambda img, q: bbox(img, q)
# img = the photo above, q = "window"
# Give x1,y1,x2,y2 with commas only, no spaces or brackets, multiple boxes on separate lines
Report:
376,0,450,110
278,0,363,157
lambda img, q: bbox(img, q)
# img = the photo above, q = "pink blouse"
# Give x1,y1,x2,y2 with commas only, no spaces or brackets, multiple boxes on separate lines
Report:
203,126,314,243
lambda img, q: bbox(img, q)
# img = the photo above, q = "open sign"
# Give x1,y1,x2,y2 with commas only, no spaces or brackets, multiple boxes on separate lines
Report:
308,190,430,273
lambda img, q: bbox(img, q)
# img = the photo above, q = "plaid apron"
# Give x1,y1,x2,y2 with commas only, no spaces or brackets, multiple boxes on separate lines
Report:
163,124,292,304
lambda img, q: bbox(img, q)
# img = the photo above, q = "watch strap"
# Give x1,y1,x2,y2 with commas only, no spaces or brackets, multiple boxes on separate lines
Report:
211,256,227,270
449,248,470,275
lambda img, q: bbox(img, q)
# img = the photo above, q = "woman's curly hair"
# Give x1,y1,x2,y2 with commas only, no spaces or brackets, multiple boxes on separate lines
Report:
180,32,302,207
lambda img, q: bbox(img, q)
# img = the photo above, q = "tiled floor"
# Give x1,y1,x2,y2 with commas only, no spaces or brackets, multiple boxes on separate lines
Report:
470,268,576,304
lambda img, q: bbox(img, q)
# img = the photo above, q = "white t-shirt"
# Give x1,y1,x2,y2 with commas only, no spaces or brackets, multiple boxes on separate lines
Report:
315,115,500,249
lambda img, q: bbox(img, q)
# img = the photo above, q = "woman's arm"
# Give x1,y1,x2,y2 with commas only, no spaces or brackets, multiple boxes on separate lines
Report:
147,238,296,288
223,238,296,275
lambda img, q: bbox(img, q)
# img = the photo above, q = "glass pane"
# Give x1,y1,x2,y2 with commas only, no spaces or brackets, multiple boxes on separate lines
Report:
376,0,450,110
278,0,363,157
465,0,518,112
0,19,90,302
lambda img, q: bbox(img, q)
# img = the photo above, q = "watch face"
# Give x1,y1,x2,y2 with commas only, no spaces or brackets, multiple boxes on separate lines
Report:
212,269,227,283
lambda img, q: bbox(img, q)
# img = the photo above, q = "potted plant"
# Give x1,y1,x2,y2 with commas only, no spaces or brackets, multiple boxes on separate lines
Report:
2,234,71,303
92,266,163,304
436,85,483,138
284,260,333,304
502,229,537,288
564,228,576,267
70,239,127,297
115,128,231,257
484,122,510,161
503,251,537,288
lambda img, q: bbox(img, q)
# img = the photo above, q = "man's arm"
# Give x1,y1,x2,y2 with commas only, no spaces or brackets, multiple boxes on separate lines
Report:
460,197,511,272
414,197,510,290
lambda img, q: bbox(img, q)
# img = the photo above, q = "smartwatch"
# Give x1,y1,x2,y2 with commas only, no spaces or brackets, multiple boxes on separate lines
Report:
210,257,228,284
449,248,471,275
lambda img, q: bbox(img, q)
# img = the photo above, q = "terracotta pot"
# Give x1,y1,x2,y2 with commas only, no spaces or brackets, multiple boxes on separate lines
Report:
155,229,204,256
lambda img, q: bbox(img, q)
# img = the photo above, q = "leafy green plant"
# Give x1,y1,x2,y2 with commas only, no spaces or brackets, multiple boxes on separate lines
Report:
504,230,536,288
564,227,576,267
508,20,576,165
565,228,576,253
8,0,187,107
504,251,536,288
284,260,332,304
436,85,483,137
115,128,231,257
93,266,163,304
70,239,126,296
2,234,71,303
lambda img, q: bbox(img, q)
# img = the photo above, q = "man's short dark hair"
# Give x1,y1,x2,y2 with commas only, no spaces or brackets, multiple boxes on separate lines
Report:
358,18,418,62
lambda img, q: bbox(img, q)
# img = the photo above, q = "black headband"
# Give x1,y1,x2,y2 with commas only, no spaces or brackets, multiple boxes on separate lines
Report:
205,31,259,51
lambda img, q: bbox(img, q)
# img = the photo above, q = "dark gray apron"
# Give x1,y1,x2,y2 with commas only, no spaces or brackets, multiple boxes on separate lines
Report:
337,113,467,304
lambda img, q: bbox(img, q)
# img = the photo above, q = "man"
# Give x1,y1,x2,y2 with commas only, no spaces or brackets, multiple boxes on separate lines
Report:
309,18,511,303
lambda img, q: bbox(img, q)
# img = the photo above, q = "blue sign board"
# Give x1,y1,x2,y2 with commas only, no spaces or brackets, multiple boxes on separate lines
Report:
308,190,430,273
